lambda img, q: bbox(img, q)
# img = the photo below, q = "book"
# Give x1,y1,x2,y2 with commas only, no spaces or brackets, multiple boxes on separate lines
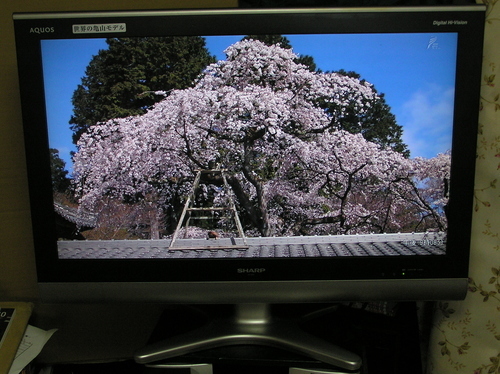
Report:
0,303,33,374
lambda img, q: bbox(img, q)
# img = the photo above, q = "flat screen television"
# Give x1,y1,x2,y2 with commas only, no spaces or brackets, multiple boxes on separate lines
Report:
13,5,484,370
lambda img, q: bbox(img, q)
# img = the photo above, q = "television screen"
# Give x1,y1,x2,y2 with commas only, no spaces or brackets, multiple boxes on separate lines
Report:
44,32,456,256
13,6,484,302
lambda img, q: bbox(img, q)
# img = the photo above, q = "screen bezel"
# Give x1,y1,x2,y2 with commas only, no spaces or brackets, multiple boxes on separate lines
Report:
13,7,484,301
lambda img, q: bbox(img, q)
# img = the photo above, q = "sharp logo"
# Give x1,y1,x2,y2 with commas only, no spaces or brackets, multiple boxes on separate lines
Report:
237,268,266,274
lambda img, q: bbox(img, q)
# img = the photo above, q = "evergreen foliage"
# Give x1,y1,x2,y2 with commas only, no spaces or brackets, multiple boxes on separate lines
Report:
69,37,215,144
50,148,70,192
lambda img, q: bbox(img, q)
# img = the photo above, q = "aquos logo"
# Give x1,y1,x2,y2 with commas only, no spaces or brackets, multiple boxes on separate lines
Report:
30,27,55,34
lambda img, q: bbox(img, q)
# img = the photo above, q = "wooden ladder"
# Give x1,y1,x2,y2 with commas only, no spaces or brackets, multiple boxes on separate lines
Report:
169,168,248,250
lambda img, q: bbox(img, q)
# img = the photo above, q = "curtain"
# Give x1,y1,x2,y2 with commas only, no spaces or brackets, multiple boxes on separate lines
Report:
427,2,500,373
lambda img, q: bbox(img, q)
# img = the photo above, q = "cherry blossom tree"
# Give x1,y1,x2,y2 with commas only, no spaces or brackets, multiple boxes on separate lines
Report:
72,39,450,239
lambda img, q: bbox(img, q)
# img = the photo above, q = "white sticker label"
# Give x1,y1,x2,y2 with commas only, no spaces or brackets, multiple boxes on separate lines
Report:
72,23,126,34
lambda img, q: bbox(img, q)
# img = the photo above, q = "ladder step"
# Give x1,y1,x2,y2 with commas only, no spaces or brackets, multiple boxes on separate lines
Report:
169,168,247,249
187,207,232,211
186,216,218,220
195,169,228,173
169,245,249,251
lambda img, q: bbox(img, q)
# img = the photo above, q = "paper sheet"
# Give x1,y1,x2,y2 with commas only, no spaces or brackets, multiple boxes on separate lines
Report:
8,325,57,374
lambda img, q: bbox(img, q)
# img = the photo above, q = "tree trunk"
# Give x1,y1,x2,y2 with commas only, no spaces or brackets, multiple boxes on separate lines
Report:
242,141,271,237
149,206,160,240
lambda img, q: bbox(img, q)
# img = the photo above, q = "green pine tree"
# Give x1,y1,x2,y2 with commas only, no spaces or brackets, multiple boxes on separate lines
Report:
70,37,215,144
50,148,70,193
329,70,409,157
243,36,408,156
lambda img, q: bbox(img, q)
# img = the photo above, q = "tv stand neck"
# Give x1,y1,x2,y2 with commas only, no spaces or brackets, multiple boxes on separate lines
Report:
134,303,361,371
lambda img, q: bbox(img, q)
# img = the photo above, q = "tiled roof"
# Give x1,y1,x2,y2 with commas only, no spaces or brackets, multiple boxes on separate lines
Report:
57,232,445,259
54,202,98,229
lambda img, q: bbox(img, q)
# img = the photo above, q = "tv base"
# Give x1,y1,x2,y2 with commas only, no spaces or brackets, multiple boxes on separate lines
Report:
134,304,361,371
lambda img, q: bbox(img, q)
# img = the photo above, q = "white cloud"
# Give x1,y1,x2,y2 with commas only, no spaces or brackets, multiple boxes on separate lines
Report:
398,84,454,159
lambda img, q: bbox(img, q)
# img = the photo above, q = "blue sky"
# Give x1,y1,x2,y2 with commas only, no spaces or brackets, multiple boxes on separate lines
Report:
41,32,457,171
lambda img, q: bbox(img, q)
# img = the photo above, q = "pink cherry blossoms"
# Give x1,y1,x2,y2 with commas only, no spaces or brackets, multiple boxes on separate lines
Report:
72,39,450,238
